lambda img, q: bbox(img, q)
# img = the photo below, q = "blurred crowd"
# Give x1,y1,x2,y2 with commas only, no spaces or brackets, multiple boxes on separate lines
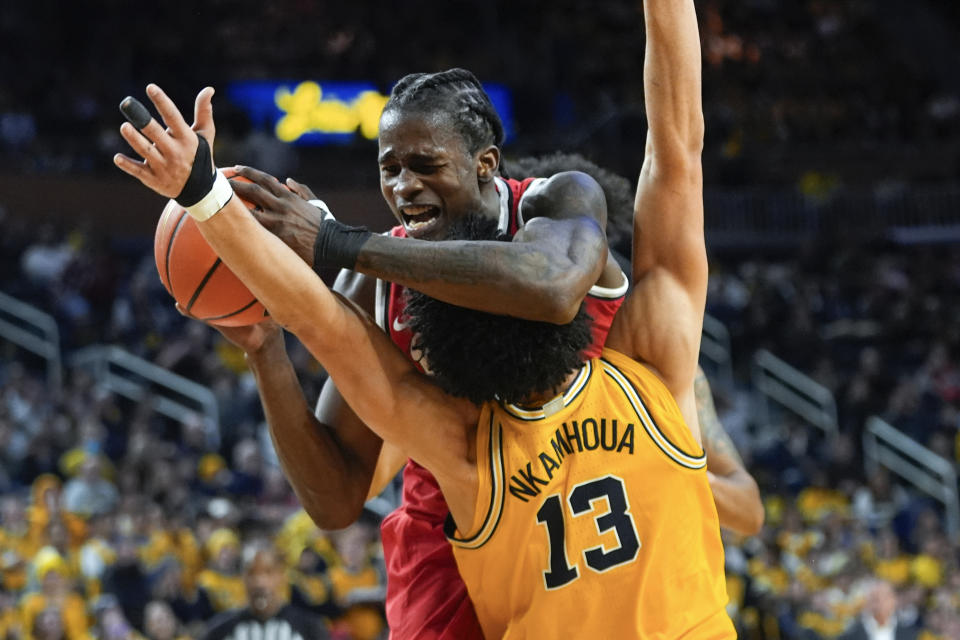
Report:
2,0,960,631
3,193,960,638
0,213,387,638
705,240,960,638
708,240,960,459
1,1,959,185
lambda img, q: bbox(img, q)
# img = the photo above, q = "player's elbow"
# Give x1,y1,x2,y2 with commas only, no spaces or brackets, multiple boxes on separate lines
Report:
545,290,582,325
528,283,586,325
743,506,765,537
266,305,303,336
276,306,338,357
299,495,365,531
742,481,765,536
672,110,706,156
533,257,605,325
646,146,703,183
503,268,583,324
646,117,705,176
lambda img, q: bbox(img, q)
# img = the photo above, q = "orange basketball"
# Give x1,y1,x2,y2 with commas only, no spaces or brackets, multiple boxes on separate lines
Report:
154,169,268,326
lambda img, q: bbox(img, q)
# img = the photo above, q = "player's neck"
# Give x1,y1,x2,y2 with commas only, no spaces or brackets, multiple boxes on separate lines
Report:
252,601,284,621
479,176,502,220
515,369,581,410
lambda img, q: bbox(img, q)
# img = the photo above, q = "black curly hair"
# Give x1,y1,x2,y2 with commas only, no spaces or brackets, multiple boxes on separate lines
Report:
384,68,505,157
405,214,593,406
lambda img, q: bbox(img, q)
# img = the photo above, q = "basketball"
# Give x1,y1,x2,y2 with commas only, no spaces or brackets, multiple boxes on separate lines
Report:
154,169,268,326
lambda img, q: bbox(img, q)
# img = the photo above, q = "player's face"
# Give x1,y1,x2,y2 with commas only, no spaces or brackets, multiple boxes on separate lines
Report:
378,109,486,240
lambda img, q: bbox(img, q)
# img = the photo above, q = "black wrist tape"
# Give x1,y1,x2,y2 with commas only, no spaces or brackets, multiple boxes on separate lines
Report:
175,136,216,208
313,220,373,272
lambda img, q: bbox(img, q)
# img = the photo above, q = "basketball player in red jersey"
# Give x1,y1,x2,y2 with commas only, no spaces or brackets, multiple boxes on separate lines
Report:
229,158,762,543
122,23,757,640
223,159,758,638
230,172,625,640
214,70,628,640
115,0,736,629
164,76,759,640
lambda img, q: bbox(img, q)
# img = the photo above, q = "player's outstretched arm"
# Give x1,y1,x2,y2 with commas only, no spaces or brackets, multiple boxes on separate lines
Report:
115,85,479,527
695,367,764,536
213,316,385,530
231,166,611,325
605,0,706,431
355,171,609,323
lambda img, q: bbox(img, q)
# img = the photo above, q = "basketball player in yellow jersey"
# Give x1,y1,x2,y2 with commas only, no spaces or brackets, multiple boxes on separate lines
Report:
115,0,729,635
441,346,730,638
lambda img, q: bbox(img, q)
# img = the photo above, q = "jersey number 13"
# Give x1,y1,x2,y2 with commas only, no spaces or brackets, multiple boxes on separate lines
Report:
535,474,641,589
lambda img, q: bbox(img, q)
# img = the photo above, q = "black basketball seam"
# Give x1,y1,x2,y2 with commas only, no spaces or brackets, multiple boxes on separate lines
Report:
201,297,260,322
165,209,189,294
186,258,222,313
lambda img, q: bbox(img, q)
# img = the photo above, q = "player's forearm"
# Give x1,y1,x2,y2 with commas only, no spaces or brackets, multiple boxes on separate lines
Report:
199,199,467,477
708,470,764,536
695,368,763,535
197,202,416,512
642,0,705,161
630,0,706,285
354,225,604,323
245,336,370,528
196,198,349,351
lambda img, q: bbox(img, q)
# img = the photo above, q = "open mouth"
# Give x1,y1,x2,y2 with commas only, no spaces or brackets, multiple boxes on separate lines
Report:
251,593,270,611
400,204,442,237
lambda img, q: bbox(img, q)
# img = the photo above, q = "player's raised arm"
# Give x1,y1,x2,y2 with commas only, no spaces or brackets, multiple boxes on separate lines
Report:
114,86,478,520
354,172,609,324
231,166,609,326
606,0,707,416
634,0,706,293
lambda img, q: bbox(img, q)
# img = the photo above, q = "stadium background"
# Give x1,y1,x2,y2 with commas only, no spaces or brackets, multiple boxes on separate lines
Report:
0,1,958,638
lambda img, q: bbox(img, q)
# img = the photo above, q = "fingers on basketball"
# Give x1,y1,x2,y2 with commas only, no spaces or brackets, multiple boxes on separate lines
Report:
154,170,273,327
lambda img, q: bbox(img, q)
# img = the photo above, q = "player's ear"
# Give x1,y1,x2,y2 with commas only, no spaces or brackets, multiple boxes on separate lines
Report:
477,146,500,183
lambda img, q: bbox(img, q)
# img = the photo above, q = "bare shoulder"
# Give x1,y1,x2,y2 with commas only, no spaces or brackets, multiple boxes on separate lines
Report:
519,171,607,224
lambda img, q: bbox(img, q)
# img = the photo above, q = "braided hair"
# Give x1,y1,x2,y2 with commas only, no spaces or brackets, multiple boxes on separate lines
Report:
384,68,506,157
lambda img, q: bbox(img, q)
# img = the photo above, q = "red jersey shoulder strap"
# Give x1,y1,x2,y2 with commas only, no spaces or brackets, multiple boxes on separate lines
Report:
494,176,541,235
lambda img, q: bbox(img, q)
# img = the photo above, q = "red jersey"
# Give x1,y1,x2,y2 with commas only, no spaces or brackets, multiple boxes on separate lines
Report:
376,177,627,640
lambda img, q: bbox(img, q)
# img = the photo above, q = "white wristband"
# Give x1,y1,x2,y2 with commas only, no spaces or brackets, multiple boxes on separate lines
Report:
185,170,234,222
308,198,336,222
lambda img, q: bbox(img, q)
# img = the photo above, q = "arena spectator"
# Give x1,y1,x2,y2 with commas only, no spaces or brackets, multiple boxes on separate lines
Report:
195,530,244,615
20,547,90,640
327,523,385,640
2,6,960,627
62,454,119,519
201,543,328,640
839,579,920,640
142,600,189,640
852,469,911,533
94,595,144,640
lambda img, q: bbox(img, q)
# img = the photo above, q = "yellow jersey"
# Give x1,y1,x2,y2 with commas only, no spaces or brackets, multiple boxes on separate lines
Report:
447,348,734,639
196,569,246,612
329,565,386,640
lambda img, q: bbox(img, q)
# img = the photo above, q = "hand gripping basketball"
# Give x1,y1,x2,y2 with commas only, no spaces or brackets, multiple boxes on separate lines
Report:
226,165,373,273
153,170,270,326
